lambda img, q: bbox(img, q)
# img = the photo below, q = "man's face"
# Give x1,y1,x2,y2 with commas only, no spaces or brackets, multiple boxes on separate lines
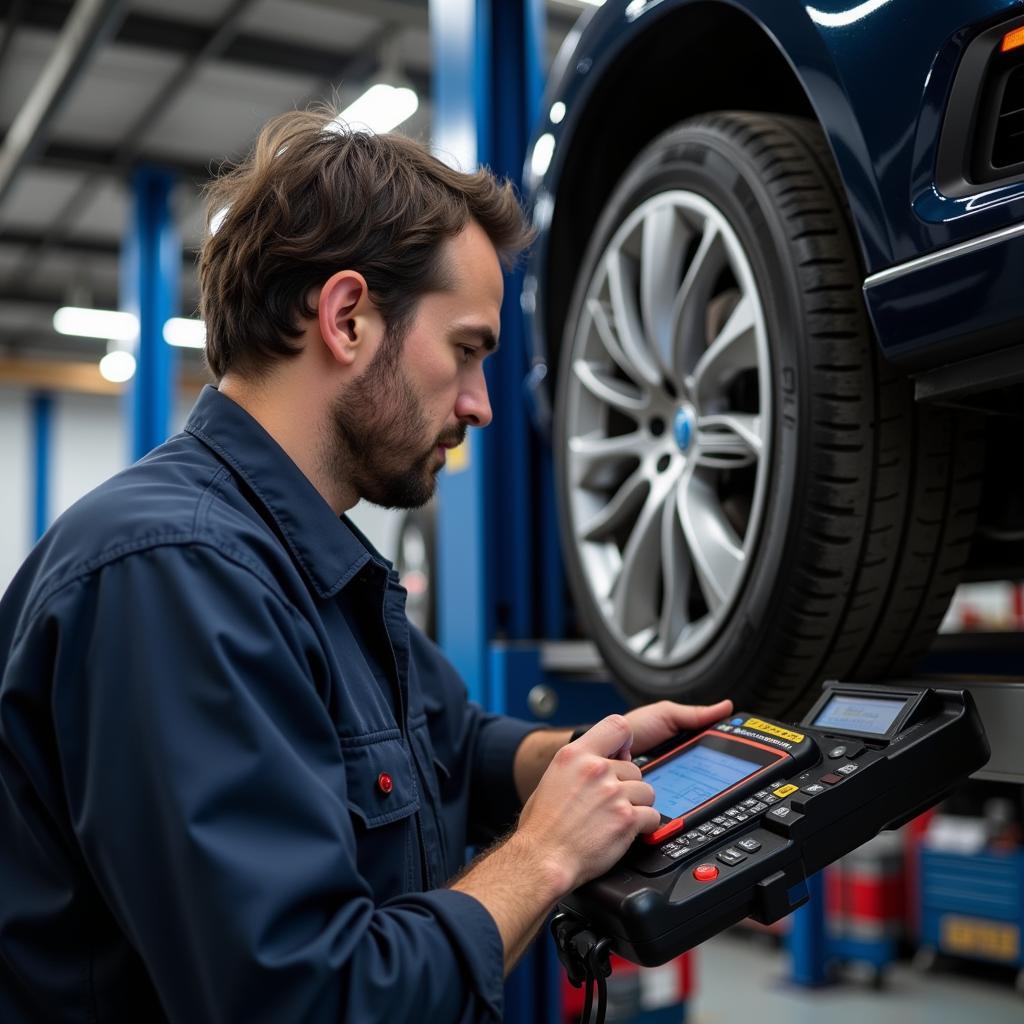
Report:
329,221,502,509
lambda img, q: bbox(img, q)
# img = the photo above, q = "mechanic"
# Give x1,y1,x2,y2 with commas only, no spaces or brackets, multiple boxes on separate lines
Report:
0,107,732,1022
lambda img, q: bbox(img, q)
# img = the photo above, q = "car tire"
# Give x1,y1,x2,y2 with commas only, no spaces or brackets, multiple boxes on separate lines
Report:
553,112,983,715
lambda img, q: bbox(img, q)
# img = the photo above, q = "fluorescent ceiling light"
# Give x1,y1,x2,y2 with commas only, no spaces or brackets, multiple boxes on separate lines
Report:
549,101,566,124
99,350,136,383
163,317,206,349
54,306,138,342
333,84,419,134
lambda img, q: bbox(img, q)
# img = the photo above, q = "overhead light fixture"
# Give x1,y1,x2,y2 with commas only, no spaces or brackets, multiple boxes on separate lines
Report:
332,83,419,134
549,101,566,124
54,306,139,342
98,350,136,384
163,317,206,349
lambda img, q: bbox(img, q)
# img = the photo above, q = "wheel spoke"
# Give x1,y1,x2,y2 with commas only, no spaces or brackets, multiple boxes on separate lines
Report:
568,431,647,487
606,248,662,387
611,476,674,637
677,469,744,613
691,294,757,402
640,203,690,379
586,297,648,389
657,483,692,659
696,413,763,469
572,359,648,415
669,221,725,377
578,466,648,543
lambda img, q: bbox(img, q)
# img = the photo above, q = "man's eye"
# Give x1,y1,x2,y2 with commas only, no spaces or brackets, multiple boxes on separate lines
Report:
459,345,476,361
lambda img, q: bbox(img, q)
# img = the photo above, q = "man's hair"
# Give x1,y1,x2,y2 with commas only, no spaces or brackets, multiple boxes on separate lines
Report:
199,107,535,380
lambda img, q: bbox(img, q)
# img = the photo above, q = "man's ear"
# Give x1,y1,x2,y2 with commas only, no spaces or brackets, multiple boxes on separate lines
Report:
316,269,384,367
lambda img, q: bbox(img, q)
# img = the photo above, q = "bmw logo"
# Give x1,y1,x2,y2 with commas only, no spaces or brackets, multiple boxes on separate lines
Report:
673,406,696,452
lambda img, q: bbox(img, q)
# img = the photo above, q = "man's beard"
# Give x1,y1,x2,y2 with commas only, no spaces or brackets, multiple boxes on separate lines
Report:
327,330,465,510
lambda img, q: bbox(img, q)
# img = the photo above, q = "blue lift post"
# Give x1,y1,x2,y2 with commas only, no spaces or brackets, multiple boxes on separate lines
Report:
121,165,179,462
430,2,566,1021
31,392,52,542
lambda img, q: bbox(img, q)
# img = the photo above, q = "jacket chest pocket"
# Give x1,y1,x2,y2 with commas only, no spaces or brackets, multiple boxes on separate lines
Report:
341,732,421,897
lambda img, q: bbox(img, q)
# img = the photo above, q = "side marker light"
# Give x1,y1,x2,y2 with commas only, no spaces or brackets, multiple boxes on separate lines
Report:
1001,26,1024,52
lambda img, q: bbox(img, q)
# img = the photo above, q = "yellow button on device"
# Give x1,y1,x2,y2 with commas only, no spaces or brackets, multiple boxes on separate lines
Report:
773,784,798,798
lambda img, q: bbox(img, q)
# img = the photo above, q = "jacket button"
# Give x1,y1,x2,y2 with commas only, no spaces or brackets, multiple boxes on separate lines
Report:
377,772,393,795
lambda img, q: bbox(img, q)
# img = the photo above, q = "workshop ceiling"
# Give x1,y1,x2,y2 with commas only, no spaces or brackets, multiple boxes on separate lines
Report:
0,0,586,376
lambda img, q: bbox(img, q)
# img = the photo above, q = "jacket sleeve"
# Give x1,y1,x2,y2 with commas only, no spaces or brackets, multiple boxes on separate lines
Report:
45,541,505,1024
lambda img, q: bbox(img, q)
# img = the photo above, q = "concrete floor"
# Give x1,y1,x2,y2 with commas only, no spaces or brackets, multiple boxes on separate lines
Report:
688,931,1022,1024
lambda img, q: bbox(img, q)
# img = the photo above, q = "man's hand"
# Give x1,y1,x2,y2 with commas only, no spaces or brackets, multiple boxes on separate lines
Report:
620,698,734,761
514,715,660,893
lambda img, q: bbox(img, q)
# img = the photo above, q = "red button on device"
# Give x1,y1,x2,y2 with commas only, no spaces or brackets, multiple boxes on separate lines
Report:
693,863,719,882
377,772,393,795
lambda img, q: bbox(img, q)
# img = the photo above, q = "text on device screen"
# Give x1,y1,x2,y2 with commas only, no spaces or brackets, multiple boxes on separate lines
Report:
645,744,760,819
813,694,906,735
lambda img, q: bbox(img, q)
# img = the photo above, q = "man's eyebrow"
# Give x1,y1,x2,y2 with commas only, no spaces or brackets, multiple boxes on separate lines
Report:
451,324,499,352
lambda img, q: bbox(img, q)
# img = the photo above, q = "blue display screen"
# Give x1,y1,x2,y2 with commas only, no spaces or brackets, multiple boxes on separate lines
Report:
644,744,759,820
813,694,905,735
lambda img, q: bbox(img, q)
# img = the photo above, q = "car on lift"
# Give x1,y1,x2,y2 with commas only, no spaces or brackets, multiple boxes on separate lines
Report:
522,0,1024,716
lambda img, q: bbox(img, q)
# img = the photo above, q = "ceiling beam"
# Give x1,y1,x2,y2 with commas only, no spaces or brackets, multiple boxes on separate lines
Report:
0,0,431,89
0,355,209,396
0,0,126,208
0,226,200,264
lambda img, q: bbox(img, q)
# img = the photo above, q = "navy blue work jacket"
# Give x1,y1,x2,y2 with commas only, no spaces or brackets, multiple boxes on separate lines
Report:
0,385,539,1022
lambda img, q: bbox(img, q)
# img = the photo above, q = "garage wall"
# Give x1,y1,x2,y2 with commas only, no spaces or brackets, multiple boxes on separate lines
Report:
0,387,402,593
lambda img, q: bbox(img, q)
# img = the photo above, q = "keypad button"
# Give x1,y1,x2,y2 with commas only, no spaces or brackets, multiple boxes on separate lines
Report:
712,815,728,825
698,823,715,834
820,772,843,785
668,847,689,859
721,818,737,829
691,834,710,845
837,763,858,776
735,812,750,822
716,848,747,866
761,795,778,806
725,808,741,818
685,831,701,842
752,801,768,812
828,745,847,760
709,826,726,836
737,837,762,853
743,798,759,808
693,863,719,882
801,783,826,795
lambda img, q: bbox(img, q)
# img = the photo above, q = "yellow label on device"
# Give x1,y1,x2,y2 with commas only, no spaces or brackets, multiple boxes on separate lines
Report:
743,718,805,743
941,916,1019,962
773,784,799,798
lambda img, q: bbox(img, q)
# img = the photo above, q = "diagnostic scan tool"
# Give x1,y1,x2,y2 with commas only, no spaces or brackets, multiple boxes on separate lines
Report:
553,680,989,998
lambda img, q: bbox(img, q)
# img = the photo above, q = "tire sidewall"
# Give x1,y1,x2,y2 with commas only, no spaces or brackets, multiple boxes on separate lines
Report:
554,121,824,707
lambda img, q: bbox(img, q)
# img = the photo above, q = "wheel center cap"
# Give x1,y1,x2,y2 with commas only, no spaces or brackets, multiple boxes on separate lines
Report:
673,405,697,453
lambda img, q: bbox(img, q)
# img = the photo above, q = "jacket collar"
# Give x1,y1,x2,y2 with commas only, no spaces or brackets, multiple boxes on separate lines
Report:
184,385,390,599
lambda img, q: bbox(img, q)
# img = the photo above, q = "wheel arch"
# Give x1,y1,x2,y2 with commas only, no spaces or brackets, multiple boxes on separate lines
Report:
533,1,885,396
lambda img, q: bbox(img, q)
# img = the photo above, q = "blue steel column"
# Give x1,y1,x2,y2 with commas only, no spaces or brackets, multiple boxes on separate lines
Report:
431,3,554,1023
31,391,52,541
431,0,544,698
121,165,179,462
788,871,831,986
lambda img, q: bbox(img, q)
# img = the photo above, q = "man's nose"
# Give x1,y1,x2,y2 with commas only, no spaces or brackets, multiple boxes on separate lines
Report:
455,371,493,428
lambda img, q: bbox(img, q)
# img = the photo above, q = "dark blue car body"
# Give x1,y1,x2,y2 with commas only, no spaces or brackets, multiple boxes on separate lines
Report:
523,0,1024,389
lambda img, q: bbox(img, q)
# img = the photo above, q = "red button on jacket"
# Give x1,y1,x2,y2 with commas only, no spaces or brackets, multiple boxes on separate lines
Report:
377,772,393,795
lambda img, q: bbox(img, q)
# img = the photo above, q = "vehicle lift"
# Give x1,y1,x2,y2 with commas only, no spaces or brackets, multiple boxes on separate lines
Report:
429,3,1024,1021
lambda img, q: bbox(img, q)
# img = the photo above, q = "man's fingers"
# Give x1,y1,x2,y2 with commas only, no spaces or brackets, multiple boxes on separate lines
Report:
620,780,656,806
574,714,633,758
662,698,733,732
635,806,664,834
613,760,643,782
